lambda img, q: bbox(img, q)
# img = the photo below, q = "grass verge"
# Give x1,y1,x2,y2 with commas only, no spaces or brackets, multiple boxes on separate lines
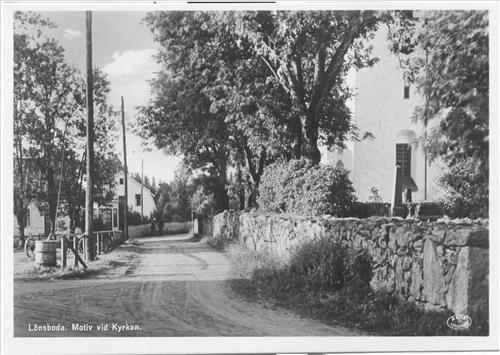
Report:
226,243,489,336
15,244,140,281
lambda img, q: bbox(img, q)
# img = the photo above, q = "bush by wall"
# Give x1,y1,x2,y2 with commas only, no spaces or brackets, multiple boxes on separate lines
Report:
349,202,390,218
227,240,488,335
438,158,488,219
289,237,371,292
127,211,151,226
258,159,356,217
206,211,489,319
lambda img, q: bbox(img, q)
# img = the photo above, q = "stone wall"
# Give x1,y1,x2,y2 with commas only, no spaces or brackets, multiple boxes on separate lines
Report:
203,211,240,249
204,211,489,315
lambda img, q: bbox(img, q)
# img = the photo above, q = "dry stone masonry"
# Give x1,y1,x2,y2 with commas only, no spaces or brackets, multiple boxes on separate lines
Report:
203,211,488,315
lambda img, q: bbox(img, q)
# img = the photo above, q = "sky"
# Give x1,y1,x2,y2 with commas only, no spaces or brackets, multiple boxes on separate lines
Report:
39,11,182,183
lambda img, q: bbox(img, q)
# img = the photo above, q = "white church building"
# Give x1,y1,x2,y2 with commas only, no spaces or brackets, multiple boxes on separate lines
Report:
321,28,443,203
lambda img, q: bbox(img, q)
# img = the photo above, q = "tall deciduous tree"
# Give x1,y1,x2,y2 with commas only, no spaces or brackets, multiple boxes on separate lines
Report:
388,10,489,217
13,13,54,242
14,11,83,234
140,11,379,209
140,12,233,210
152,182,172,233
14,11,120,233
230,11,380,163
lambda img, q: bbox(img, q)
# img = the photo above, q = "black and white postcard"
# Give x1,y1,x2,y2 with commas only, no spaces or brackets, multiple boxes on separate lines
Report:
1,1,498,354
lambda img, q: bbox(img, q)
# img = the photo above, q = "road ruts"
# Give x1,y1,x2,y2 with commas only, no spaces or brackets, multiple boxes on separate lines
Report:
14,234,365,337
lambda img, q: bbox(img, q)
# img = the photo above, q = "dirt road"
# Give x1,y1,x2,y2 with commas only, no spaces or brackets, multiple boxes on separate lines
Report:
14,234,364,337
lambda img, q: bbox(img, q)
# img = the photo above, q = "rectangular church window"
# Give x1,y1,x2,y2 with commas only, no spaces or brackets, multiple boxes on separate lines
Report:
396,143,411,177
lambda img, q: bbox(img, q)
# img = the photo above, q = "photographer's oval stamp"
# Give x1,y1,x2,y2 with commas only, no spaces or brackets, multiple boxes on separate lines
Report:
447,314,472,330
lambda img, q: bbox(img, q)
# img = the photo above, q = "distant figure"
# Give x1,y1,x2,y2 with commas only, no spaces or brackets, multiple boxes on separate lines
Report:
151,218,156,235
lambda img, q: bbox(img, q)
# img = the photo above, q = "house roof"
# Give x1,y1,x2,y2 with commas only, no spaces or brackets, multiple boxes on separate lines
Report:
113,171,155,197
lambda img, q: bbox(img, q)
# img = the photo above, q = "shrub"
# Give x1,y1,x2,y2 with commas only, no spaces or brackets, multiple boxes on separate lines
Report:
227,241,488,335
368,187,383,203
126,211,143,226
438,159,488,218
258,159,356,217
349,202,390,218
289,237,371,292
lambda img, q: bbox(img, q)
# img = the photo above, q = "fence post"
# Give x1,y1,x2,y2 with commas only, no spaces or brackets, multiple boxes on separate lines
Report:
61,236,67,269
73,235,79,268
97,233,101,255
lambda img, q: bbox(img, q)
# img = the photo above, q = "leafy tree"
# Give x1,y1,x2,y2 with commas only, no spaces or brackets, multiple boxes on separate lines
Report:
13,12,56,242
229,11,380,163
152,182,173,232
151,164,198,227
140,11,381,213
14,11,84,234
14,11,119,233
140,12,233,210
191,186,217,216
388,10,489,217
168,166,195,221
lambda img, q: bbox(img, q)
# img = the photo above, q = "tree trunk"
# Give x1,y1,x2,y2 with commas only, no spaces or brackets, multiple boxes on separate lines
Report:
244,184,256,209
215,159,229,212
47,169,57,234
238,189,245,210
215,184,229,211
299,112,321,164
16,212,26,246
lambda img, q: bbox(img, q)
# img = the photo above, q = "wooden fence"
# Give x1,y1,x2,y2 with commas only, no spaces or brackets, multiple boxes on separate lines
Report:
60,230,124,269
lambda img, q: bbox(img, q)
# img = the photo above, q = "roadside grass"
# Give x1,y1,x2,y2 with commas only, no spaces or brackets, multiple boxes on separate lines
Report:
26,264,107,280
226,243,489,336
15,244,140,281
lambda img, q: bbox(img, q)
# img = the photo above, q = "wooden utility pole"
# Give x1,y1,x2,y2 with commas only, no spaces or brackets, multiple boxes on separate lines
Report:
85,11,95,261
424,50,429,201
141,159,144,224
121,96,129,241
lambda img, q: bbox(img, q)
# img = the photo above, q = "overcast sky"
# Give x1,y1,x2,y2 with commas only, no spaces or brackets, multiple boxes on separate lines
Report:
40,11,182,183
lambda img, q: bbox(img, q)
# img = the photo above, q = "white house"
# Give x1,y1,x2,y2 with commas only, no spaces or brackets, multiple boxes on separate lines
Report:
103,171,156,230
321,28,443,203
13,202,45,236
14,202,70,237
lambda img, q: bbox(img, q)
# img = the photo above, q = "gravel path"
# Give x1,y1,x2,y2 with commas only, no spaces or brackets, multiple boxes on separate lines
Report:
14,234,364,337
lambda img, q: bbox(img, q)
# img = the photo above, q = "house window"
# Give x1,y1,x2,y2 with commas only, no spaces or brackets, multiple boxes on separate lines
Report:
404,85,410,99
119,178,124,185
396,143,411,177
135,194,141,206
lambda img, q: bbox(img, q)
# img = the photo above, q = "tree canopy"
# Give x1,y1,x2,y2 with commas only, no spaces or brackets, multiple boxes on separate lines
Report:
139,11,381,209
14,11,120,234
